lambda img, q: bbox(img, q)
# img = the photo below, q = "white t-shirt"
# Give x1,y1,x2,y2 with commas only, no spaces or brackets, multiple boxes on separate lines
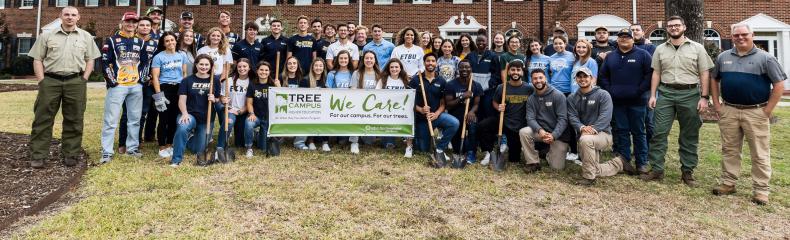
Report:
197,45,233,76
391,45,425,77
376,77,407,90
325,40,360,61
228,78,249,112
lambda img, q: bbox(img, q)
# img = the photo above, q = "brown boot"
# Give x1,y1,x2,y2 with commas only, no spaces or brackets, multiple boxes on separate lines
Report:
619,155,636,175
575,178,596,186
30,159,45,169
681,171,697,187
711,184,736,196
752,193,769,205
639,171,664,181
62,156,78,167
523,163,540,174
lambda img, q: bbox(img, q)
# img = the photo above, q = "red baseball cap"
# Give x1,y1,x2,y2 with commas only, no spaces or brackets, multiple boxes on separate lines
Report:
121,12,139,22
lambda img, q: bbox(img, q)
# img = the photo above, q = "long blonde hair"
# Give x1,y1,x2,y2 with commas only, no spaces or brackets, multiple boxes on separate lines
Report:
205,27,229,55
308,58,327,88
574,38,593,65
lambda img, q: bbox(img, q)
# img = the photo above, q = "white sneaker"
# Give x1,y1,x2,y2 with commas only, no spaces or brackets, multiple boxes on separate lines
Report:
166,147,173,155
246,148,254,158
169,163,180,168
447,142,453,150
500,143,508,153
322,143,331,152
350,143,360,154
404,146,413,158
480,152,491,165
308,143,317,150
158,149,171,158
566,152,579,161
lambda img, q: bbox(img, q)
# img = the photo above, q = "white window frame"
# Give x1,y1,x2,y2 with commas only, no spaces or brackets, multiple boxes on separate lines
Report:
17,38,34,56
649,29,667,44
412,0,430,4
153,0,163,5
259,0,275,6
294,0,310,5
85,0,99,7
330,0,348,5
20,0,34,8
373,0,391,5
503,0,522,2
704,29,721,50
0,0,4,9
185,0,199,5
218,0,233,4
452,0,471,4
116,0,130,6
55,0,68,7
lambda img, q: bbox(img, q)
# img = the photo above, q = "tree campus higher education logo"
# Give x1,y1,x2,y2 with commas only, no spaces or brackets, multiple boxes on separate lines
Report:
275,93,288,113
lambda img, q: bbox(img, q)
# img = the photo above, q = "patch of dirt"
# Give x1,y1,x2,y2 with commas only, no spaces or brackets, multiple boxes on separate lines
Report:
0,84,38,93
0,132,87,230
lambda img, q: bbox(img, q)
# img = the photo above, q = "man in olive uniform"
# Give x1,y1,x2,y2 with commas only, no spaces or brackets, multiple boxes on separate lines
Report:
28,7,101,168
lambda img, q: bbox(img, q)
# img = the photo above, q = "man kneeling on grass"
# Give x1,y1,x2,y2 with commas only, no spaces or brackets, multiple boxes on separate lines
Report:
568,67,634,186
520,68,569,173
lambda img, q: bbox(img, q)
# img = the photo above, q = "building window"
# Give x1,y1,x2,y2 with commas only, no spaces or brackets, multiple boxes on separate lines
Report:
331,0,348,5
20,0,34,8
649,29,667,45
219,0,232,4
259,0,275,6
704,29,721,49
452,0,471,3
412,0,430,3
295,0,310,5
18,38,34,56
56,0,68,7
86,0,98,6
153,0,163,5
116,0,130,6
185,0,199,5
374,0,391,4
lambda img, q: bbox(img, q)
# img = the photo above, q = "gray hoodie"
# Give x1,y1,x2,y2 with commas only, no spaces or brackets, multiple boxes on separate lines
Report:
526,85,567,140
567,86,613,134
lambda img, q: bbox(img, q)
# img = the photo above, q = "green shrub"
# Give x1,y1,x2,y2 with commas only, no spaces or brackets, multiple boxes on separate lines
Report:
11,55,34,76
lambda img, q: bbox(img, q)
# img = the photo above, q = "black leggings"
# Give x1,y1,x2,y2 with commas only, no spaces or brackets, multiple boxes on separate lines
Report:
477,116,522,162
157,84,180,146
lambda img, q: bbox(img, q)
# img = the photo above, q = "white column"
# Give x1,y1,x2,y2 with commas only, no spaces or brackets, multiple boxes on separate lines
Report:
782,31,790,89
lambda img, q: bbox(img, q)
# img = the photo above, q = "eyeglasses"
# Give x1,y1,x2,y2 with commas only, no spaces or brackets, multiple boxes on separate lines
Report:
667,24,684,29
732,33,751,38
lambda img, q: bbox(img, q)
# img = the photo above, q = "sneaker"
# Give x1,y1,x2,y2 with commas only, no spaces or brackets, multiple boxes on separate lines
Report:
322,143,331,152
169,162,180,168
480,152,491,165
295,143,309,150
447,142,453,150
127,150,143,158
167,147,174,155
350,143,360,154
246,148,254,158
566,152,579,161
100,154,112,164
466,151,476,164
308,143,317,150
404,145,413,158
159,149,171,158
385,143,396,150
500,143,508,153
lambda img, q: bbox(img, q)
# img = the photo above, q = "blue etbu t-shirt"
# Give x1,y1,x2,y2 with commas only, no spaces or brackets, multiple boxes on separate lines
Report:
549,51,576,93
527,54,551,83
178,75,221,123
152,51,188,84
570,59,598,93
327,70,353,88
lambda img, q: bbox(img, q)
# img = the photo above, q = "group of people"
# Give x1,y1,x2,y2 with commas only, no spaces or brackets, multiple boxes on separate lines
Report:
27,6,786,205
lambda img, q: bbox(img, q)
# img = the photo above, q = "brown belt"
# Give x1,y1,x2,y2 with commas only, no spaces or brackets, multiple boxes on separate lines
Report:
724,102,767,109
661,83,698,90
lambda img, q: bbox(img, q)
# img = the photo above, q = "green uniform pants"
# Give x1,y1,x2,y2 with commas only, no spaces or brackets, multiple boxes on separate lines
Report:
647,85,702,173
29,76,87,160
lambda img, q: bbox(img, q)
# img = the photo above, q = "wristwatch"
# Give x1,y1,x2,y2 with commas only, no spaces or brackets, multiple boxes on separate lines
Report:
701,95,710,100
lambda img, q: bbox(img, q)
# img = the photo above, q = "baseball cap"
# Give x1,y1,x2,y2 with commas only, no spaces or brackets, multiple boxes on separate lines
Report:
594,26,608,32
617,28,633,38
575,67,593,78
121,12,139,22
145,6,163,16
553,26,566,34
180,11,194,19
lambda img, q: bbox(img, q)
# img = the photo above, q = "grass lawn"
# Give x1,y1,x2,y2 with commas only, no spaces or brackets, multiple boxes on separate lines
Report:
2,87,789,238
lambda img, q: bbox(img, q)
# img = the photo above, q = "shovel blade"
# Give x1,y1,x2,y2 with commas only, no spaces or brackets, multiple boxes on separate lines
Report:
216,147,227,164
268,138,281,156
225,149,236,163
451,154,467,169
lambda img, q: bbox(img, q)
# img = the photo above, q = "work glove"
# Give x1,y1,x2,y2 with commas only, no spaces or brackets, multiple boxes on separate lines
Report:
153,92,170,112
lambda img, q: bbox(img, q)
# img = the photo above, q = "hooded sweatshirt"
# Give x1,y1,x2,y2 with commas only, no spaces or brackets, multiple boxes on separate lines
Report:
526,85,567,140
567,86,613,134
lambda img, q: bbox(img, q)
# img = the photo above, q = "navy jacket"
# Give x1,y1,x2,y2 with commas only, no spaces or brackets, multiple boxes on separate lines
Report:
101,32,150,88
598,47,653,105
634,39,656,55
467,49,501,91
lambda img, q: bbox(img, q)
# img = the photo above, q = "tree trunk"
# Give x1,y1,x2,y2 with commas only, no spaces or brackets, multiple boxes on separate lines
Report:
665,0,704,43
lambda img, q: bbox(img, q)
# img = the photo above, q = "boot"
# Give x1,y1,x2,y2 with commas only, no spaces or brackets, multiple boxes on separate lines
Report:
523,163,540,174
711,184,736,196
639,171,664,181
681,171,697,187
752,193,769,205
30,159,45,169
575,178,596,186
63,156,78,167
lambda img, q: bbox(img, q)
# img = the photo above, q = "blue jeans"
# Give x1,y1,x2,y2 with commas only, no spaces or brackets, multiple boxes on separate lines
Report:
171,114,208,164
613,104,648,167
214,103,237,148
414,113,459,152
245,116,268,150
101,84,143,155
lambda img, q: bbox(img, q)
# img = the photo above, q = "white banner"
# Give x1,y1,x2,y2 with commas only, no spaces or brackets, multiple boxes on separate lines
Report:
267,88,416,137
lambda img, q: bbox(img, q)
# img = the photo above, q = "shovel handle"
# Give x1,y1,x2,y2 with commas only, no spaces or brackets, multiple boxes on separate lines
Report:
206,70,215,138
274,52,281,87
459,75,474,140
497,63,508,136
417,72,435,137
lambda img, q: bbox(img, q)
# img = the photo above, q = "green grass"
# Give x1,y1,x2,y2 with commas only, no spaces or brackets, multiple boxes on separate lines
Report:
2,87,789,238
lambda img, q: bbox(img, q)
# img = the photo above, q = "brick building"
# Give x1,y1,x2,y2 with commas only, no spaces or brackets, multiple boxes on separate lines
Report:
1,0,789,88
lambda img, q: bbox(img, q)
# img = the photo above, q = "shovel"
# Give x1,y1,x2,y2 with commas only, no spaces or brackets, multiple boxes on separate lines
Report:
491,63,509,172
220,77,236,163
417,72,445,168
451,75,475,169
197,71,217,166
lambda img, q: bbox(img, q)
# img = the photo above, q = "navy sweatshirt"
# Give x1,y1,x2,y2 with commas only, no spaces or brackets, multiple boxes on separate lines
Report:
467,49,501,91
598,47,653,105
